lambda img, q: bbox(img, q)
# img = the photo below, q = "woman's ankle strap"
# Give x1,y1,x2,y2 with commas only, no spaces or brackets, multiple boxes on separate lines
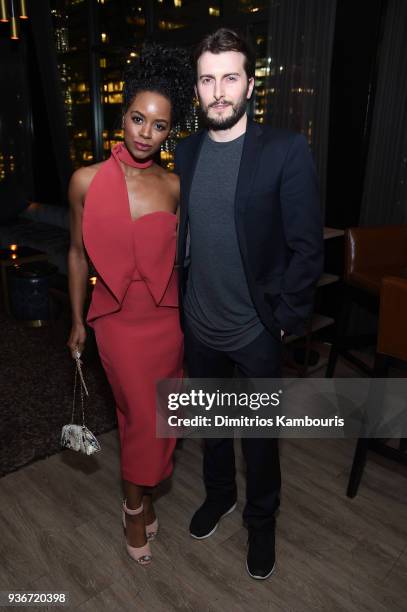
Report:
123,499,143,515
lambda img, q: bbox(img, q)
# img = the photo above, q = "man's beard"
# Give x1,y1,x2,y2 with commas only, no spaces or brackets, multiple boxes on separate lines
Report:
198,88,249,131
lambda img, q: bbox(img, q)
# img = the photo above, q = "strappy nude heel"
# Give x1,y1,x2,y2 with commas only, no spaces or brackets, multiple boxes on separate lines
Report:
122,500,152,565
146,517,159,541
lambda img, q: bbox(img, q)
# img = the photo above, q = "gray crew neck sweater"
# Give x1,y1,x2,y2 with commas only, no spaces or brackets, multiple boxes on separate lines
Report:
184,132,264,351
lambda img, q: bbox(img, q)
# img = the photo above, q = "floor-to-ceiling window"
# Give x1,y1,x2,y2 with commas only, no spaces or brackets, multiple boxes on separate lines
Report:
52,0,92,168
0,31,33,195
49,0,336,194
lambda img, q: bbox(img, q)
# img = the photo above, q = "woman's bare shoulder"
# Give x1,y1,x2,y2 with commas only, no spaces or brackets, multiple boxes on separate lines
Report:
158,167,179,195
69,162,105,201
70,162,104,188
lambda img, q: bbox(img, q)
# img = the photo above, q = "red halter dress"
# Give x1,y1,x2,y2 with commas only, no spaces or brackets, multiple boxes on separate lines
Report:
82,143,181,486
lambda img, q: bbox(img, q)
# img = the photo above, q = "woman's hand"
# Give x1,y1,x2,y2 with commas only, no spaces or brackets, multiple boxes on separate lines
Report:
67,322,87,359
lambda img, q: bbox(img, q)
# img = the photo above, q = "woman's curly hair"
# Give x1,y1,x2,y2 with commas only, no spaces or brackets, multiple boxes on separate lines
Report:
123,43,195,126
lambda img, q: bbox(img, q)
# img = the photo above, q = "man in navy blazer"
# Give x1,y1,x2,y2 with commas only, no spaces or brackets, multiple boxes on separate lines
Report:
175,28,324,580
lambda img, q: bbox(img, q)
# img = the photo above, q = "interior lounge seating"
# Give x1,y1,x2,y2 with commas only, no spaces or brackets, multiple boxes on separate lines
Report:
326,225,407,377
346,275,407,497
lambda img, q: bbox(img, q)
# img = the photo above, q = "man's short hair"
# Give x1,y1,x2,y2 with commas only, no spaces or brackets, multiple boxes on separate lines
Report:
194,28,255,80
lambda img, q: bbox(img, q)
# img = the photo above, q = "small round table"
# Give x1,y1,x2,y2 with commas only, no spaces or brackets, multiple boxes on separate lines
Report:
8,261,58,326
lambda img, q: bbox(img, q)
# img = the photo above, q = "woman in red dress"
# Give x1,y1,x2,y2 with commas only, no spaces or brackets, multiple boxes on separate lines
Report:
67,45,193,566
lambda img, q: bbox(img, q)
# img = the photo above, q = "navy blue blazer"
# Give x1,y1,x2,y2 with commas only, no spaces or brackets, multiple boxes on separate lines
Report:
174,118,324,338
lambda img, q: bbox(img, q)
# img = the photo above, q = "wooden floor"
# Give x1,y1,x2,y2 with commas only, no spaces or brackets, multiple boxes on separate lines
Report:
1,425,406,611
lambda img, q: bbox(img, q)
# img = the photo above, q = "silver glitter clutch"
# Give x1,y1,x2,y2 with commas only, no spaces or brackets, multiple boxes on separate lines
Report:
61,352,101,456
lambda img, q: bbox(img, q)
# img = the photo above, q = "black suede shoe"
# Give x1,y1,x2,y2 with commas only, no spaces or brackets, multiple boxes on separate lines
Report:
246,529,276,580
189,499,237,539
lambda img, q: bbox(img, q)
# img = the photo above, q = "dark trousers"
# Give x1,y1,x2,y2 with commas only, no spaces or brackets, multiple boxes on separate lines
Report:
184,323,282,532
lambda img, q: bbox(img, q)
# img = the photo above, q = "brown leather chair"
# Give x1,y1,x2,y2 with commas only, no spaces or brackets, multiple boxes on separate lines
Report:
346,275,407,497
326,225,407,376
377,276,407,363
